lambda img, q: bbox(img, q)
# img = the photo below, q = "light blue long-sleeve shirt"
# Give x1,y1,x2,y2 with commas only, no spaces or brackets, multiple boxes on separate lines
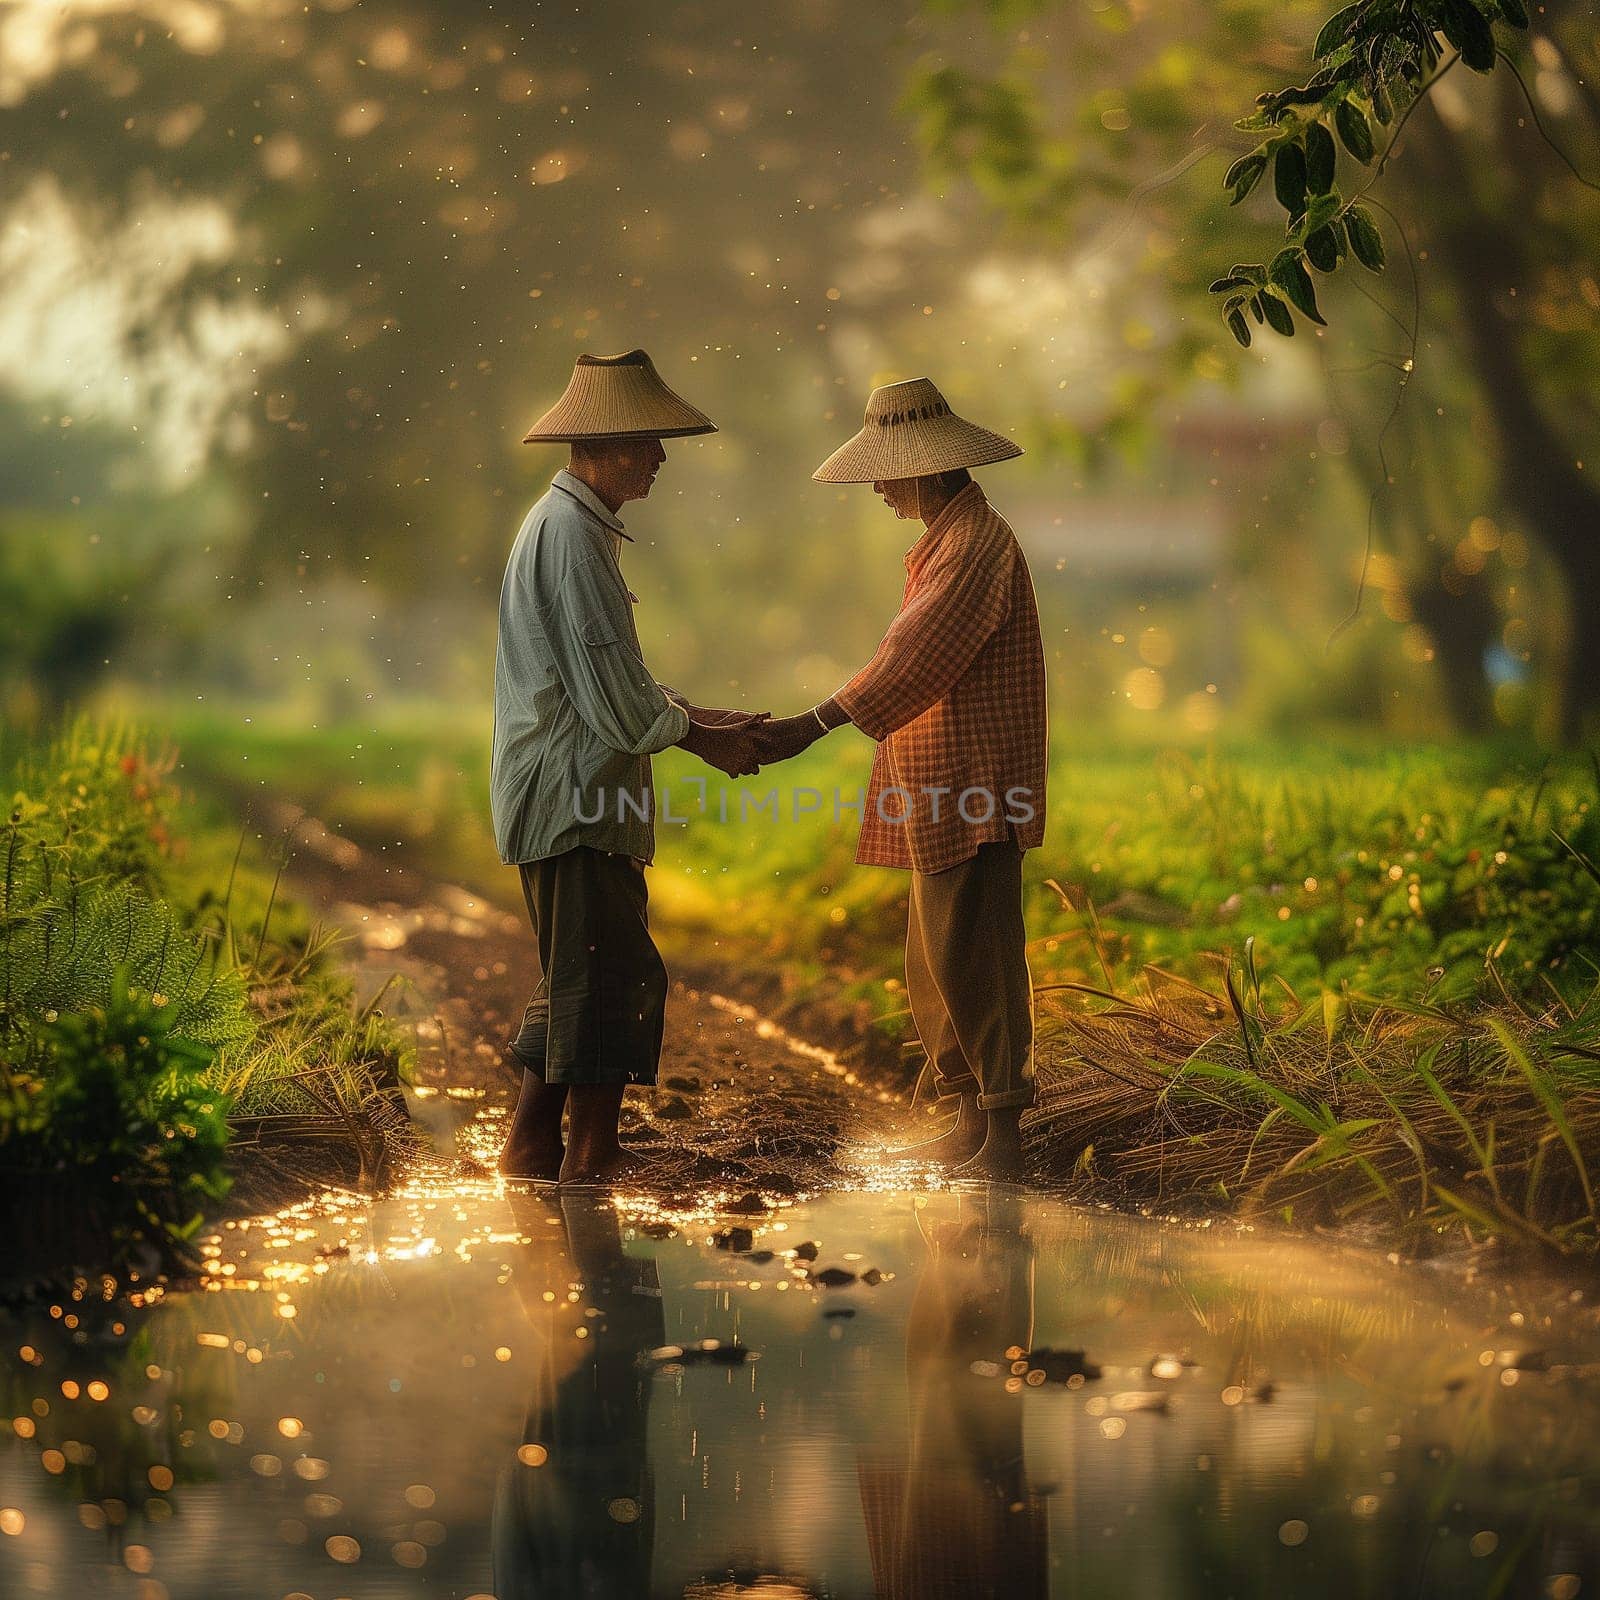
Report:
491,471,690,864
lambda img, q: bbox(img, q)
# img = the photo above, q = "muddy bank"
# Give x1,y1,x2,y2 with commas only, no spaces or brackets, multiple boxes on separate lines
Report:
265,803,918,1200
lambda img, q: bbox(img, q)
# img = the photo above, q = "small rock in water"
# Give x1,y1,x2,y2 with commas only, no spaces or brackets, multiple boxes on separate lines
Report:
645,1339,751,1368
637,1220,676,1239
1149,1354,1197,1381
1026,1347,1102,1383
792,1241,820,1262
1111,1391,1171,1414
809,1267,856,1288
823,1307,856,1320
1496,1349,1549,1372
654,1095,693,1121
1251,1381,1276,1404
713,1226,755,1253
725,1191,768,1215
663,1075,701,1093
860,1267,885,1286
743,1250,776,1264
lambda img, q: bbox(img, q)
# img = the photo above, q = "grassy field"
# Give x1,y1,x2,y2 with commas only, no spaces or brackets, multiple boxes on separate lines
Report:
155,699,1600,1010
147,700,1600,1252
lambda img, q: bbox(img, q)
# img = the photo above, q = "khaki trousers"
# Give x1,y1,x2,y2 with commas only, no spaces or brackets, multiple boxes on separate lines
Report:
905,842,1035,1111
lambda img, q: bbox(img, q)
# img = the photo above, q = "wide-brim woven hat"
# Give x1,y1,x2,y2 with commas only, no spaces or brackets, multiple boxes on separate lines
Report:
523,348,716,442
812,376,1021,483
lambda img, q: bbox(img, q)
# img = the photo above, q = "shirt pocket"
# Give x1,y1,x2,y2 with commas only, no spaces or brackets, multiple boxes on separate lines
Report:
579,613,619,648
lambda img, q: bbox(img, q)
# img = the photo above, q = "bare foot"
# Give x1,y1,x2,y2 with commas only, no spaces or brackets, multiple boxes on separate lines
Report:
558,1145,654,1187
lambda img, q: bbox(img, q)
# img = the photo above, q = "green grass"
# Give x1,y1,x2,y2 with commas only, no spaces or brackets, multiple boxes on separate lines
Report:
0,719,416,1278
97,699,1600,1251
154,700,1600,1017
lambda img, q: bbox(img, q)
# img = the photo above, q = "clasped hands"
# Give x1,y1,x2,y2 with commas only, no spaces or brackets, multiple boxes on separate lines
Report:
679,703,831,779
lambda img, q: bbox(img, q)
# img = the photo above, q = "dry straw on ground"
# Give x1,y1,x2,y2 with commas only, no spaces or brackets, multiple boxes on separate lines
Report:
1025,951,1600,1253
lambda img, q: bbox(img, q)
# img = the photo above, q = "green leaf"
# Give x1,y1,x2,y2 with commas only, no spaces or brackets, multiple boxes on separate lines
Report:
1303,189,1344,231
1313,2,1366,59
1274,142,1308,220
1226,307,1252,347
1261,293,1296,336
1269,251,1326,324
1226,152,1268,204
1305,121,1337,194
1248,293,1266,323
1346,204,1386,271
1223,150,1261,189
1226,262,1268,284
1488,1017,1594,1213
1305,225,1340,272
1439,0,1498,71
1334,99,1375,163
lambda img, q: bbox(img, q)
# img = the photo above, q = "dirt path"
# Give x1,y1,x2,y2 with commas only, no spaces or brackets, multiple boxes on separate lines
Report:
268,802,913,1199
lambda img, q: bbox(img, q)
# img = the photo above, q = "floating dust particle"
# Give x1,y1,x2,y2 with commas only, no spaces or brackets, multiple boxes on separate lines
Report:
324,1534,361,1563
516,1444,549,1467
1279,1520,1310,1547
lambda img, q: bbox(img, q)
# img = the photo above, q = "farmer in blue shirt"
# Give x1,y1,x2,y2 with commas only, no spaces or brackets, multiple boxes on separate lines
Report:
492,350,764,1183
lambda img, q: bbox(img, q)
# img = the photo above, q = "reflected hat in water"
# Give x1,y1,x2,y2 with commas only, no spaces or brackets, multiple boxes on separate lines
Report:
812,376,1021,483
522,348,717,442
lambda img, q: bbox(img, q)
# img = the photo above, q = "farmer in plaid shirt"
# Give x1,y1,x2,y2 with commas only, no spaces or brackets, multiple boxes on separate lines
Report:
752,378,1047,1180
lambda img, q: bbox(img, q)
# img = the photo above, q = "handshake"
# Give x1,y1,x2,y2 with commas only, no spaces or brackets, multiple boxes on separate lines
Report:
677,704,837,779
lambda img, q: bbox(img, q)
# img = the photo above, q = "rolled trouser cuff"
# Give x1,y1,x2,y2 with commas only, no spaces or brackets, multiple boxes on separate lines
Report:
506,1037,544,1072
977,1087,1034,1112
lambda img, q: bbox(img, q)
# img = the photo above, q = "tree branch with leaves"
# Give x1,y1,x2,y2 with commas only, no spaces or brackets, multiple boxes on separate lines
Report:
1211,0,1529,344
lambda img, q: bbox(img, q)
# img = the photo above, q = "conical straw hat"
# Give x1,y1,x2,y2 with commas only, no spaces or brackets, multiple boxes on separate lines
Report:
523,348,716,442
812,377,1021,483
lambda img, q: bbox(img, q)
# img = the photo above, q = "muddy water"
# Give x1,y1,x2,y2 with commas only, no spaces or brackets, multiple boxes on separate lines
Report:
3,1139,1598,1600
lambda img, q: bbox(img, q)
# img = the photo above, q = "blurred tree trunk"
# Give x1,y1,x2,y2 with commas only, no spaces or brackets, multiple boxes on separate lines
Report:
1339,397,1499,732
1417,120,1600,741
1407,573,1498,731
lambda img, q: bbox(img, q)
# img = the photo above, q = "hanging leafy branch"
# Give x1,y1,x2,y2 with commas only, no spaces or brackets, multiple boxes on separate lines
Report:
1212,0,1529,346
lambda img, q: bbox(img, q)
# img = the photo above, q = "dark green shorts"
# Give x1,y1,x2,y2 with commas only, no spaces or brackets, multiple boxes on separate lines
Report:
508,846,666,1087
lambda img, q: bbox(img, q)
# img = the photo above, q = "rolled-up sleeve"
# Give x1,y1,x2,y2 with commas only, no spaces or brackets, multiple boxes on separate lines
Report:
835,540,1013,740
549,555,690,755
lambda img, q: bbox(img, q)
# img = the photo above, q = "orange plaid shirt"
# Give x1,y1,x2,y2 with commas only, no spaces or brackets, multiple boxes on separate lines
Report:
834,482,1047,874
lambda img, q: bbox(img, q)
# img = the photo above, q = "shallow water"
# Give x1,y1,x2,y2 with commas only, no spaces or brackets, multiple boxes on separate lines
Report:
3,1147,1598,1600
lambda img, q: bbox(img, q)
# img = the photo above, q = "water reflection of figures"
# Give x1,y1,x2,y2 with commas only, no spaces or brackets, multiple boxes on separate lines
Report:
859,1192,1047,1600
493,1192,663,1599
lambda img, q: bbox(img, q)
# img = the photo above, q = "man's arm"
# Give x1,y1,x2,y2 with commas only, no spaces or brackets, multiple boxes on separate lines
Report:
660,684,769,730
749,697,849,764
833,537,1013,740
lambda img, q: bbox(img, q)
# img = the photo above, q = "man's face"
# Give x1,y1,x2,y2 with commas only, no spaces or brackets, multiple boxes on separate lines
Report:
614,438,667,504
873,477,922,519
